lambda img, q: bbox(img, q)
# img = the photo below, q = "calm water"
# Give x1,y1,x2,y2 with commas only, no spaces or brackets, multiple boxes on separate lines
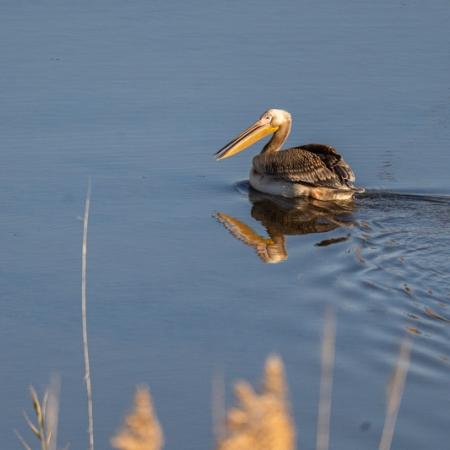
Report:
1,0,450,448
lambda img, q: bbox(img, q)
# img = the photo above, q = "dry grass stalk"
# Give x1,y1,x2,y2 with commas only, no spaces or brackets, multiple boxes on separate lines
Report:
316,306,336,450
216,355,295,450
378,337,412,450
81,180,95,450
15,379,60,450
212,370,226,442
111,387,164,450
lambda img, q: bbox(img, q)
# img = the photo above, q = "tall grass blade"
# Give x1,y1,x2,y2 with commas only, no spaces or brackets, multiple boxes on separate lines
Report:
378,337,412,450
14,429,33,450
82,179,95,450
316,306,336,450
212,369,226,442
46,376,61,450
17,381,60,450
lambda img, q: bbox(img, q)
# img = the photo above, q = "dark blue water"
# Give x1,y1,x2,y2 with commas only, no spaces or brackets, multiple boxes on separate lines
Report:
1,0,450,449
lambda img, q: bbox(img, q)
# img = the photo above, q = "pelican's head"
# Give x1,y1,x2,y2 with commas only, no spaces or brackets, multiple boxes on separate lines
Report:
215,109,292,160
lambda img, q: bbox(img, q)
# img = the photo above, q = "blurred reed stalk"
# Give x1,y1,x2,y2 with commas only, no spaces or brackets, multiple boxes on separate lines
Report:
212,370,226,442
379,337,412,450
316,306,336,450
15,378,60,450
82,180,95,450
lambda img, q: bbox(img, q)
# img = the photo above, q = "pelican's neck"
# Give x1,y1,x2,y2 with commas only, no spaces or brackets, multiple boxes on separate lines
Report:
262,119,292,154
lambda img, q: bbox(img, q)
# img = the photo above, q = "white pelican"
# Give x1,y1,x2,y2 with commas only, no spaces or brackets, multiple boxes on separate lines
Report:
215,109,364,201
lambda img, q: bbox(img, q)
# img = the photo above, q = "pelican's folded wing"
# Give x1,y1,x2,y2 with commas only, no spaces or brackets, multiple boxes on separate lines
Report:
253,144,355,188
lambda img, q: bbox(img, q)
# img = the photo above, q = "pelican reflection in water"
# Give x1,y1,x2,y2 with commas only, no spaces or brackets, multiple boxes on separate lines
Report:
216,109,364,201
215,189,354,264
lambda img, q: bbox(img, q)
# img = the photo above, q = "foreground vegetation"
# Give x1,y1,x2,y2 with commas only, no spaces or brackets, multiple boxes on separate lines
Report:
16,335,411,450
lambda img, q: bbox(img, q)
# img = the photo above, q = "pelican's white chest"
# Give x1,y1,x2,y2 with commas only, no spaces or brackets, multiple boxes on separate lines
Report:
249,169,310,198
249,169,355,200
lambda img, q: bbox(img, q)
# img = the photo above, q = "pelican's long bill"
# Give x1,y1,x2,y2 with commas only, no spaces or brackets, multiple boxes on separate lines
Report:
215,118,278,160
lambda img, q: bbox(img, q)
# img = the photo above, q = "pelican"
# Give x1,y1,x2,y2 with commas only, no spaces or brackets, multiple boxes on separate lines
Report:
215,109,364,201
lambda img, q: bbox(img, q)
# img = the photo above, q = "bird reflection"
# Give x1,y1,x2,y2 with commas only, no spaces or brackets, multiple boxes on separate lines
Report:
215,189,355,264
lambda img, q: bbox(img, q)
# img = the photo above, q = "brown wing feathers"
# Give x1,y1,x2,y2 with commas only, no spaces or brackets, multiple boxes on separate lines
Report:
253,144,355,188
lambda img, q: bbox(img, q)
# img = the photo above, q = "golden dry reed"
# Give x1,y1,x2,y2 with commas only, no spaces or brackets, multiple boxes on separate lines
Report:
111,387,164,450
216,355,296,450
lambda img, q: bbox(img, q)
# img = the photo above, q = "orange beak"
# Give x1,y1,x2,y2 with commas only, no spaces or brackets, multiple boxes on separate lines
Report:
215,119,278,160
